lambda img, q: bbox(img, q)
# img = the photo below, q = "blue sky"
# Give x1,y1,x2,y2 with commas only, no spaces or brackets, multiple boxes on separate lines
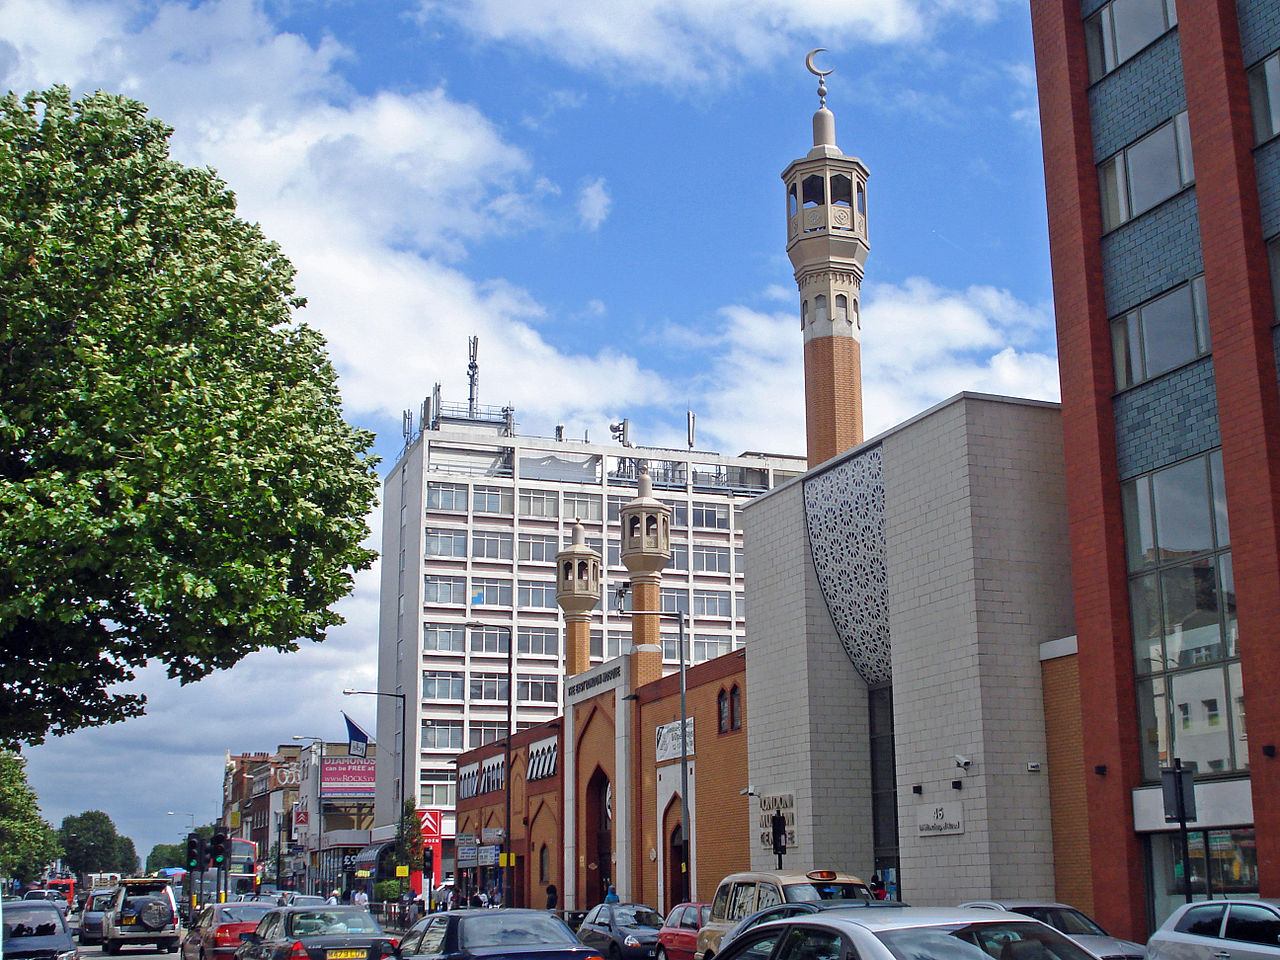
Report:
3,0,1059,861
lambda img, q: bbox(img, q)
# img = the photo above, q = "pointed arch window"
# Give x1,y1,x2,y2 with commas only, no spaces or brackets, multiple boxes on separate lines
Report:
718,689,730,733
730,685,742,730
835,295,848,322
814,295,829,323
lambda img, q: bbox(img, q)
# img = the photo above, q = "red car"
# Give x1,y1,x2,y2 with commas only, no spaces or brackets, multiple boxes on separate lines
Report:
182,902,274,960
657,903,709,960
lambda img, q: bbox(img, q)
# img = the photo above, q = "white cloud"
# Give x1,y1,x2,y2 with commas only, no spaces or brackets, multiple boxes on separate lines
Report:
416,0,1015,87
577,177,612,231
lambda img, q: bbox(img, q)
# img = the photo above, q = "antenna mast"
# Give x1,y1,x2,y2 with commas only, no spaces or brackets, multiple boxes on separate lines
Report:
467,336,480,418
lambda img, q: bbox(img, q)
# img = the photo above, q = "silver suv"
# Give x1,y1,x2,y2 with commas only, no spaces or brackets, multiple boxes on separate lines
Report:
102,878,180,954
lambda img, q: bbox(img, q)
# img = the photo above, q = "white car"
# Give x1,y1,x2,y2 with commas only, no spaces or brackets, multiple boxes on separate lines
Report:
1147,899,1280,960
959,900,1145,960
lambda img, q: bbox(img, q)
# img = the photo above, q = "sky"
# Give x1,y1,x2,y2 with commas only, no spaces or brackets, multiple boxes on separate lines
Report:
2,0,1060,862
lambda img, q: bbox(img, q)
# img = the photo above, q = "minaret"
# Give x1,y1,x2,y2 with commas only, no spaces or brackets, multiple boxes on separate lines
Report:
555,521,601,677
619,465,671,689
782,50,870,468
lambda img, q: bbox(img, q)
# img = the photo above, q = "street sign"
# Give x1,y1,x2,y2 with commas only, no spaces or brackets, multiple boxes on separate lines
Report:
481,827,505,844
396,865,409,878
478,845,500,867
457,842,479,867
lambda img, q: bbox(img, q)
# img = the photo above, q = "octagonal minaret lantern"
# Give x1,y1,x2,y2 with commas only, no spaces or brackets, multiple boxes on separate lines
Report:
556,521,601,677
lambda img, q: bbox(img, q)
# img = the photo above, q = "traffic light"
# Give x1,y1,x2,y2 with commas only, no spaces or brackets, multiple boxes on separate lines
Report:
185,834,207,870
770,811,787,857
209,833,229,868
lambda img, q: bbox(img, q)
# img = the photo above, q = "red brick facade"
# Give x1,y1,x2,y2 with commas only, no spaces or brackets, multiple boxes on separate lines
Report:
804,335,863,468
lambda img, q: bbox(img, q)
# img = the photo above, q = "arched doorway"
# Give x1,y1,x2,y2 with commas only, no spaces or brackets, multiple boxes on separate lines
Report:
662,796,687,909
585,768,612,904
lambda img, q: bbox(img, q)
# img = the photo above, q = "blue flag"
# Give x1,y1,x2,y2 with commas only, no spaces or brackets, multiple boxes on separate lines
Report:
344,712,371,758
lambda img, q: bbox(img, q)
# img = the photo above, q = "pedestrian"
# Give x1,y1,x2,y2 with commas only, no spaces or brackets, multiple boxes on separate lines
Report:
871,876,887,900
353,888,368,908
326,889,340,905
545,884,558,911
604,884,619,904
469,892,483,908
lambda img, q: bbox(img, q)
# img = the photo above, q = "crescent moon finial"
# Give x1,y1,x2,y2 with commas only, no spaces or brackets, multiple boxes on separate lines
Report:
805,48,833,106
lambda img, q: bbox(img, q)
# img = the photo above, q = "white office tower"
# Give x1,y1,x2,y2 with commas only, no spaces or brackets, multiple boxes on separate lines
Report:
373,372,804,874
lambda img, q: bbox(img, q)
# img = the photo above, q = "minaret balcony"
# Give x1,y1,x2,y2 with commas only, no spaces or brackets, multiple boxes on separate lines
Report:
789,205,864,238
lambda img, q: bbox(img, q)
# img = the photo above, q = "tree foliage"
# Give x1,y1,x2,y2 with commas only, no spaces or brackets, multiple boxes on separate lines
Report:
146,841,184,874
59,809,137,875
0,751,61,881
396,798,424,869
0,87,380,746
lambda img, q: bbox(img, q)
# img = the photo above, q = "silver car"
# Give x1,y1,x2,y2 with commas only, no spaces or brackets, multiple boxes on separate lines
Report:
959,901,1145,960
710,906,1102,960
1147,899,1280,960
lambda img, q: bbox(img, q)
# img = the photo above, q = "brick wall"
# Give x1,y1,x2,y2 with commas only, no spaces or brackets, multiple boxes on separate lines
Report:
1113,356,1221,479
1238,0,1280,66
1088,29,1186,162
1255,138,1280,239
804,335,863,467
1100,189,1204,316
1041,651,1092,914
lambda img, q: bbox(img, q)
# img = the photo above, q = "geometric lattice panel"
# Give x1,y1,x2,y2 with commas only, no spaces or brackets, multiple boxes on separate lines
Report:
802,446,891,684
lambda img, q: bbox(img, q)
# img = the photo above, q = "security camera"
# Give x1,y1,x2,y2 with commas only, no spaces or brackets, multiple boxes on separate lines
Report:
739,785,757,797
955,754,972,769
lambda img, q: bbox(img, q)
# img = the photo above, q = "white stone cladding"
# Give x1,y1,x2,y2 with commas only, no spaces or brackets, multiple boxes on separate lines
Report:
743,392,1073,901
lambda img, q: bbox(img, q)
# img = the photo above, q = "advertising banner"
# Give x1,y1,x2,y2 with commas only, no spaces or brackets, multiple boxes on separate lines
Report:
655,718,695,763
320,757,377,797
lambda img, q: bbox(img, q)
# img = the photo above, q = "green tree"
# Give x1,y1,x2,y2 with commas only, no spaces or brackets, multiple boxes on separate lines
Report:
0,87,380,747
146,841,184,874
396,798,424,870
60,810,133,875
0,751,61,882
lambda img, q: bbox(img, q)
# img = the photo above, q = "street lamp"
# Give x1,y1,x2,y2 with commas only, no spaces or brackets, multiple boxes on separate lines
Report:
466,620,514,906
343,689,408,900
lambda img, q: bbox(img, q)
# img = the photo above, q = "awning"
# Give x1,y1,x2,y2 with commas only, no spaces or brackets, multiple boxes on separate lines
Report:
352,841,394,868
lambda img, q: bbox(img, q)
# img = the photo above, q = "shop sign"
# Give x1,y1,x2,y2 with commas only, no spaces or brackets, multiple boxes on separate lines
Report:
417,809,443,841
477,845,500,867
757,794,796,851
320,757,377,798
916,802,964,837
655,718,695,763
455,832,476,845
481,827,505,844
456,842,478,867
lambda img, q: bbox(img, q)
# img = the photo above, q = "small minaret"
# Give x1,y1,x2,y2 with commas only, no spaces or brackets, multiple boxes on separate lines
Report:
556,521,601,677
782,50,871,468
619,465,671,688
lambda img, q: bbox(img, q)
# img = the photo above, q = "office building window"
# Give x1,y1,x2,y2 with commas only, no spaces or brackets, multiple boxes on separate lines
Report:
470,625,510,654
470,721,507,748
1248,50,1280,143
422,671,463,700
661,588,689,614
519,489,559,518
1112,275,1209,388
423,576,466,605
518,579,558,608
669,544,688,570
518,534,559,562
472,530,513,560
693,589,731,617
693,544,731,573
419,771,456,807
424,527,467,558
470,673,509,702
1100,111,1193,231
1123,450,1241,779
590,629,622,660
421,720,463,750
1084,0,1177,82
563,492,603,521
474,485,513,515
607,540,622,568
423,623,465,652
426,482,467,512
692,501,730,529
662,500,689,527
518,674,558,703
519,627,559,656
470,578,511,607
692,635,731,662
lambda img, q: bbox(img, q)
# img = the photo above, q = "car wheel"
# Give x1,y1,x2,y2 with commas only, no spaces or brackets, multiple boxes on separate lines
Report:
105,940,121,955
609,946,621,960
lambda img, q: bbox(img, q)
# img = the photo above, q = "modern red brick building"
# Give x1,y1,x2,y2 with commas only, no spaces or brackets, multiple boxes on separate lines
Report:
1031,0,1280,934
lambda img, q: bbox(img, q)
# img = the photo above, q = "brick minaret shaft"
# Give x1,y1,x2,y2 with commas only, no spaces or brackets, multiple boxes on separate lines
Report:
555,521,600,678
783,57,871,469
620,466,672,690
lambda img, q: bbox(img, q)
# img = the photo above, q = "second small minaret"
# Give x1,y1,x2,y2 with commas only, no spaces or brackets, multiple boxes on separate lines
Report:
619,465,671,689
782,51,871,468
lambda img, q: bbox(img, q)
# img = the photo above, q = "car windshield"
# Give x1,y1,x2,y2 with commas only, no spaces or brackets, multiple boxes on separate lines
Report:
1011,909,1106,938
877,921,1100,960
460,913,577,948
288,909,381,937
784,883,869,903
4,907,65,939
220,906,273,924
88,895,114,911
615,906,662,928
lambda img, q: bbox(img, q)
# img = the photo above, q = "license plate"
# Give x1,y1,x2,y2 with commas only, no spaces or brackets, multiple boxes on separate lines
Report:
122,917,136,925
327,950,365,959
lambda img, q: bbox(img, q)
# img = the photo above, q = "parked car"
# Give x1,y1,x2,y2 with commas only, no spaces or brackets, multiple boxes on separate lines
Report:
398,908,605,960
3,899,79,960
182,903,274,960
25,889,70,912
696,870,871,959
233,905,394,960
578,903,664,960
960,900,1145,960
1147,899,1280,960
80,889,119,947
710,906,1098,960
719,899,907,953
277,894,327,908
101,877,180,954
659,904,710,960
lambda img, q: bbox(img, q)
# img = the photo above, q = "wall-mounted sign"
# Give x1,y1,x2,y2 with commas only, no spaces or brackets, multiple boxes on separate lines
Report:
456,842,478,867
655,718,695,763
417,809,444,841
481,827,505,844
320,757,377,798
757,794,796,851
916,802,964,837
478,845,500,867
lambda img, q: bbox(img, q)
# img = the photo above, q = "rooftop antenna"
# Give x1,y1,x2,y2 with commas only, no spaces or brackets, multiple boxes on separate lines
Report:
467,335,479,418
687,410,696,450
